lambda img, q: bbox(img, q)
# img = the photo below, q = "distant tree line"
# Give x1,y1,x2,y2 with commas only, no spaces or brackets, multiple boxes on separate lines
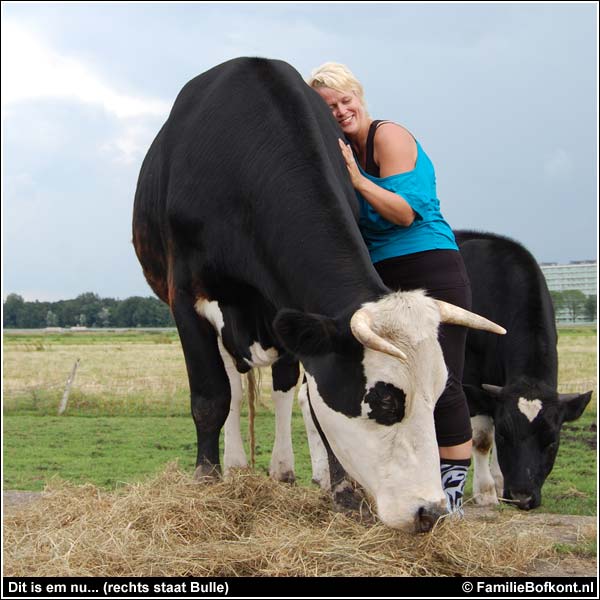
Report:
550,290,596,323
3,290,596,329
3,293,175,329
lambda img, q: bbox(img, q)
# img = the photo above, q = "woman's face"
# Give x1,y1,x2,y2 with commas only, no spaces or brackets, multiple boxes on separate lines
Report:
314,86,366,138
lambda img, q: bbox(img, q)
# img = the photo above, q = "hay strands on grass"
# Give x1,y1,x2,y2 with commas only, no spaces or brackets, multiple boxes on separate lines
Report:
3,464,555,577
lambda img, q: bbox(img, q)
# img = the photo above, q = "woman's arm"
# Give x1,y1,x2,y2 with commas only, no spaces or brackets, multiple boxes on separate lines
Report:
338,136,416,227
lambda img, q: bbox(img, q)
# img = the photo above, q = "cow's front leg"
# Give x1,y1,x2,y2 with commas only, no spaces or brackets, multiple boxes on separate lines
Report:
471,415,499,505
269,358,300,483
490,438,504,498
220,340,248,473
297,379,330,490
173,292,231,479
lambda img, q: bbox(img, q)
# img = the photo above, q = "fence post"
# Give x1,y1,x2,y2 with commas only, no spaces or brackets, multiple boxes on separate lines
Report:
58,359,80,415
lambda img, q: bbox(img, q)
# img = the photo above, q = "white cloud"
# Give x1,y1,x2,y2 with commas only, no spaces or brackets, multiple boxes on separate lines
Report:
1,21,170,118
543,148,573,181
101,120,161,166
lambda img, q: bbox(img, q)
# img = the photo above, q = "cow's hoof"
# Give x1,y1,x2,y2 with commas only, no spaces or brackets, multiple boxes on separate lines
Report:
473,493,499,506
193,464,221,482
223,460,248,475
271,470,296,485
311,477,330,491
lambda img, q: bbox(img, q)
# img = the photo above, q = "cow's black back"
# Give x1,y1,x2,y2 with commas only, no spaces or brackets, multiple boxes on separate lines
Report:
455,230,558,388
133,57,380,316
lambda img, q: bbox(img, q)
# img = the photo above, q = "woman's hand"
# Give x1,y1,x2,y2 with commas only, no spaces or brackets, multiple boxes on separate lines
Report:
337,137,416,227
338,138,364,190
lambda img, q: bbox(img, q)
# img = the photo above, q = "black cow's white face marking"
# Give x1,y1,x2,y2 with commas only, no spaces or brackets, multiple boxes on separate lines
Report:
517,397,542,422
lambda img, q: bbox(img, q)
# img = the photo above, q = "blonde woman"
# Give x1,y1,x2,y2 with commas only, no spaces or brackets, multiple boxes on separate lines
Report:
308,62,473,515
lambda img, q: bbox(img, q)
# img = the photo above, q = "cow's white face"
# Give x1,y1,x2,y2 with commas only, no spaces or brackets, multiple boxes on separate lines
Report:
290,291,449,530
306,347,447,528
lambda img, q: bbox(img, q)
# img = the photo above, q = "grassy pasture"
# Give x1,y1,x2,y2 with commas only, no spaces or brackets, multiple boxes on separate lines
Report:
2,327,597,515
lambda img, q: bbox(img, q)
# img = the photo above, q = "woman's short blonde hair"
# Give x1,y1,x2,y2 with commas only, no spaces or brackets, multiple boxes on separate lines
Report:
307,62,368,109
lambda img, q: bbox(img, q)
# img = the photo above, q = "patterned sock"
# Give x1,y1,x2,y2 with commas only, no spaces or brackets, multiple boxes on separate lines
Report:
440,458,471,516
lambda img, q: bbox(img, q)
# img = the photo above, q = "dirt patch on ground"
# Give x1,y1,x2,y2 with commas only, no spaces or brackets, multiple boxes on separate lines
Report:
561,422,597,451
4,491,46,511
3,490,596,577
463,504,596,577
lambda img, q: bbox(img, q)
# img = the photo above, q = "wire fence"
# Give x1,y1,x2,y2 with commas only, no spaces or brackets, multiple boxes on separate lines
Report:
3,333,597,416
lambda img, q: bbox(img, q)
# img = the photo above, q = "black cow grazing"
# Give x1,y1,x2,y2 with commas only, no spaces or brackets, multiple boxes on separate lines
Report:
455,230,593,510
133,57,504,532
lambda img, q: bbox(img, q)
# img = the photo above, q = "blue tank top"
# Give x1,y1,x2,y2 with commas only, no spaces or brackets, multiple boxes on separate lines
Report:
356,125,458,264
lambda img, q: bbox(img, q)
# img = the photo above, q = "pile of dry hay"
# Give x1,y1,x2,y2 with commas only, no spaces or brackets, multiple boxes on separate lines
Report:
4,464,556,577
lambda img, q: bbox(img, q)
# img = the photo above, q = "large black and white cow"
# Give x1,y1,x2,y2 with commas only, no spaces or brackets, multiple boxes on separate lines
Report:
455,230,593,510
132,57,505,532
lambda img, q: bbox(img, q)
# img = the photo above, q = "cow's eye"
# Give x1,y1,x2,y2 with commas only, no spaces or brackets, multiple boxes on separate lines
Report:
364,382,406,426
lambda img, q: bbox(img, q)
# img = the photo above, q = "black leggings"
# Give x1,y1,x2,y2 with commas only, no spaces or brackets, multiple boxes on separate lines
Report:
374,249,472,446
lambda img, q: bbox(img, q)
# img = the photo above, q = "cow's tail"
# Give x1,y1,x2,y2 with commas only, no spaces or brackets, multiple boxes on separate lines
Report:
246,369,259,468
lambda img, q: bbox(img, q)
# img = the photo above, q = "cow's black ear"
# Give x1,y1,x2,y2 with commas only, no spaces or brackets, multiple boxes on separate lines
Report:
559,390,593,422
464,384,498,416
273,309,338,357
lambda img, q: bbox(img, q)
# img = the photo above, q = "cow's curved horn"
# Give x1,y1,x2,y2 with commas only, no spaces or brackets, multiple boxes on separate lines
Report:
350,309,408,361
435,300,507,335
482,384,503,397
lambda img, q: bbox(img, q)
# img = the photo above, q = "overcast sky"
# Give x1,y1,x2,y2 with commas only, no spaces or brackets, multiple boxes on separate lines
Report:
2,2,598,301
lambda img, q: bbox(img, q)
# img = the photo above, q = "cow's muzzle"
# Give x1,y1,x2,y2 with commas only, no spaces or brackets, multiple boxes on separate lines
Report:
504,489,541,510
414,503,446,533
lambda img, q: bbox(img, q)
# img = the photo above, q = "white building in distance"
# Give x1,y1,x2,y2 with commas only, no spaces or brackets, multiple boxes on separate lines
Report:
539,260,597,296
539,260,597,323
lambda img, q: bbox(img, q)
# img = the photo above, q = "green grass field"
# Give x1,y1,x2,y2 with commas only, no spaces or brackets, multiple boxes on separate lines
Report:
2,327,596,515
